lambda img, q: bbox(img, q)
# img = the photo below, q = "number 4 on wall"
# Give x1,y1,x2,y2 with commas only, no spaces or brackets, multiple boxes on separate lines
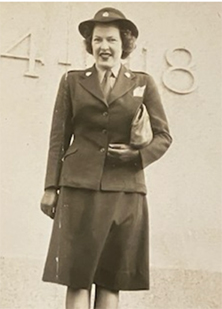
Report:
1,31,44,78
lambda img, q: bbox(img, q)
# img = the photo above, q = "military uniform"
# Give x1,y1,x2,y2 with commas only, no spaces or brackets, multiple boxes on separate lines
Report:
42,64,172,290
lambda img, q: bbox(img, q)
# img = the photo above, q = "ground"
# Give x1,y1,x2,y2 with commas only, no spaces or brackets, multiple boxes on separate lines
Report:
0,257,221,309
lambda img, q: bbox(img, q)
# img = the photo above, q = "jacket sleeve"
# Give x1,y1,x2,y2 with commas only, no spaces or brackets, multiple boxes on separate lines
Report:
44,74,73,190
139,75,172,168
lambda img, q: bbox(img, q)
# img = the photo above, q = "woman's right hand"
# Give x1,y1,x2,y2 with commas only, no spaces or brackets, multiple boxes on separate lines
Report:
40,188,58,219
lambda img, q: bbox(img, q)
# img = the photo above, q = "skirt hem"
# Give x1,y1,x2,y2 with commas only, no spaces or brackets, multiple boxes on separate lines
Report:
42,278,150,291
42,265,150,291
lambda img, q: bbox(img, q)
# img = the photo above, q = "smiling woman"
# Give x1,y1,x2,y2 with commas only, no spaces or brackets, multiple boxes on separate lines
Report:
40,6,172,309
91,24,122,71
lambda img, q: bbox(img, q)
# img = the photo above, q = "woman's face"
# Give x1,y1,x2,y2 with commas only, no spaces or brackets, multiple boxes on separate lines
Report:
92,24,122,70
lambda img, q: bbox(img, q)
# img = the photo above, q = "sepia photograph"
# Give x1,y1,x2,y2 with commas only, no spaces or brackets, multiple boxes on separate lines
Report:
0,2,221,309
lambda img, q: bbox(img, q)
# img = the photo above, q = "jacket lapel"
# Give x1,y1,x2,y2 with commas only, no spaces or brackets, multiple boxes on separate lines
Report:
78,64,136,107
108,65,136,105
79,65,108,106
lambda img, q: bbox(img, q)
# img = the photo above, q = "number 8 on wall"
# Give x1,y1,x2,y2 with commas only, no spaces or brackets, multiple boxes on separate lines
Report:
162,47,198,95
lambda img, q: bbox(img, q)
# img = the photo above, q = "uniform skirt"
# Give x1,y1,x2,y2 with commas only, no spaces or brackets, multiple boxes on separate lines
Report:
42,186,149,291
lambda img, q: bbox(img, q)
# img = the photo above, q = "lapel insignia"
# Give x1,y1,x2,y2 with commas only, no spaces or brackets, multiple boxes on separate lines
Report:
108,66,136,104
80,66,107,105
85,71,92,77
124,72,131,78
133,85,146,97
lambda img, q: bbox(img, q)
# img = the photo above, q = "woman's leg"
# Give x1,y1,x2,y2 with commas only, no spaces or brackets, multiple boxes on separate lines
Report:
66,287,91,309
94,285,119,309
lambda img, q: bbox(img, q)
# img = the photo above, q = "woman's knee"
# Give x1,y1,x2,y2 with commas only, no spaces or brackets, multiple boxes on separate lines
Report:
96,285,119,295
94,285,119,309
66,287,90,309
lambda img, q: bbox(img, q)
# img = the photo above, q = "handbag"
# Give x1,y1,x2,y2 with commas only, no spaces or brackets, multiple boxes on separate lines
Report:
130,104,153,149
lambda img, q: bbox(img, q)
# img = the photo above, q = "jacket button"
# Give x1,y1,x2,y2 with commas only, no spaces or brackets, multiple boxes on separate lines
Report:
103,112,108,117
100,148,105,153
102,129,107,134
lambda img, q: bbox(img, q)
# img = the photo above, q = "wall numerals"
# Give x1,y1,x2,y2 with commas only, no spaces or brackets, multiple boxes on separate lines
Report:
1,31,44,78
162,47,197,94
58,60,72,66
1,33,197,94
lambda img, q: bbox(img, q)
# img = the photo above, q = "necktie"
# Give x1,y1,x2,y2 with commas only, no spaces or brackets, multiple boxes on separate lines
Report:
101,70,112,100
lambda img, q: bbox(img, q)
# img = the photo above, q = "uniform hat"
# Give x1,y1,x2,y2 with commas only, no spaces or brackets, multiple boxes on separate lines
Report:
79,7,139,39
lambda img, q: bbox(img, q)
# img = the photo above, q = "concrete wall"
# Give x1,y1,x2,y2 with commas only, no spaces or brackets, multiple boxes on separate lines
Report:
0,2,221,309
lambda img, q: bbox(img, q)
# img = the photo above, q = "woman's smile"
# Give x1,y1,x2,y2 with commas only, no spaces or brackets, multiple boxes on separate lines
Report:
99,52,112,60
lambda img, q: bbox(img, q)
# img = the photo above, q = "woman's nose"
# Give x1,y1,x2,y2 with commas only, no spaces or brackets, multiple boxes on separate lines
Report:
100,39,109,50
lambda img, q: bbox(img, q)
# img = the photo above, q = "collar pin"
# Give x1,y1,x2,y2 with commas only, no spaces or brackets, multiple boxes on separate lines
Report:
85,71,92,77
124,72,131,78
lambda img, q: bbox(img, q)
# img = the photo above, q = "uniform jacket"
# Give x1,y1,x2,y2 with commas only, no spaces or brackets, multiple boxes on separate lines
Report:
44,64,172,194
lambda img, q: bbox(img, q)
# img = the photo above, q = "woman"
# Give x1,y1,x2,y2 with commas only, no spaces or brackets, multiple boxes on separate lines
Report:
41,7,172,309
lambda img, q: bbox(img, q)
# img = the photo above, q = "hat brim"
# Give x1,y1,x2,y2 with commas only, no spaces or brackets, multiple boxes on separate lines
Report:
79,18,139,39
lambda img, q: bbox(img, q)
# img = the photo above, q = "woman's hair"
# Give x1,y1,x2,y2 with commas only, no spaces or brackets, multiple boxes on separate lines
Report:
84,22,137,59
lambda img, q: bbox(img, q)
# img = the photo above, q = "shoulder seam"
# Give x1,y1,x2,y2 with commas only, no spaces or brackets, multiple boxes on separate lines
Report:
67,69,84,73
132,71,149,75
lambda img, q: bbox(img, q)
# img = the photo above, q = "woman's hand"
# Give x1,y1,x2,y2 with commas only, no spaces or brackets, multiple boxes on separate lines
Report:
108,144,139,163
40,188,58,219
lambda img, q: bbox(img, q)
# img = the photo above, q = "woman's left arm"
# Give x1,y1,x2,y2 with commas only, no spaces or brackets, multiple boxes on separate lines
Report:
139,74,172,168
107,74,172,166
